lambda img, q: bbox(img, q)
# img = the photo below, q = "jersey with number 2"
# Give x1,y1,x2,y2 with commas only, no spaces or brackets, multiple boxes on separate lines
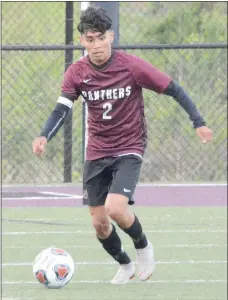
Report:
61,50,171,160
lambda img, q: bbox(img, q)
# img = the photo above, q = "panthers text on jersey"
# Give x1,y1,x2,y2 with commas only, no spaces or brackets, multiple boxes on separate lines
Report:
61,50,171,160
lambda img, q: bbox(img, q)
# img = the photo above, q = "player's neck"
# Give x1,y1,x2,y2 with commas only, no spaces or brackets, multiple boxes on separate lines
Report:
88,50,114,70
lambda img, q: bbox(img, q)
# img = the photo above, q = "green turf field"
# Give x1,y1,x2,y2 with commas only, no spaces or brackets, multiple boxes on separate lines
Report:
2,207,227,300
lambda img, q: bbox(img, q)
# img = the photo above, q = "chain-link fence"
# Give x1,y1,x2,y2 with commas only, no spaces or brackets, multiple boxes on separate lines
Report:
2,2,227,184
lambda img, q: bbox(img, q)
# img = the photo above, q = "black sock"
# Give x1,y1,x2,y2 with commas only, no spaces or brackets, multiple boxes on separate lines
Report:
97,224,131,265
120,215,148,249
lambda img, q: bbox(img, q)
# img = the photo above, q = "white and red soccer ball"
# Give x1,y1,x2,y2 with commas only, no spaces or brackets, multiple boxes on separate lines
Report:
33,247,75,289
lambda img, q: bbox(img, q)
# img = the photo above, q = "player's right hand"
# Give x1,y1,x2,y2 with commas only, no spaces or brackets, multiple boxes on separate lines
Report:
32,136,47,156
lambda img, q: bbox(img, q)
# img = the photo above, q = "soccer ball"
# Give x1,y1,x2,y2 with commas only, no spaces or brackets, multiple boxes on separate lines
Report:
33,247,75,289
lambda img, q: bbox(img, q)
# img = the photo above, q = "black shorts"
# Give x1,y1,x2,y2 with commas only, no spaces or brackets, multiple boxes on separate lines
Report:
83,155,142,207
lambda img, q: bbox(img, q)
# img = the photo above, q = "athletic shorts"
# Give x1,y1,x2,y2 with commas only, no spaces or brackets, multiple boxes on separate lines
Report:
83,154,142,207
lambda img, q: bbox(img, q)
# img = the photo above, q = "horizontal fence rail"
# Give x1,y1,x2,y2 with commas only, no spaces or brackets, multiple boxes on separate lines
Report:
2,43,228,51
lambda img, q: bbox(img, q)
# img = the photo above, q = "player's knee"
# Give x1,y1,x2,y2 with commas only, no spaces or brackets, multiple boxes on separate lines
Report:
105,194,128,221
92,218,110,237
105,204,124,221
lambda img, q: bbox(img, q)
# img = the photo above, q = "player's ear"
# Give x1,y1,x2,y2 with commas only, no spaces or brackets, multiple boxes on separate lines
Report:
108,31,114,43
80,35,85,47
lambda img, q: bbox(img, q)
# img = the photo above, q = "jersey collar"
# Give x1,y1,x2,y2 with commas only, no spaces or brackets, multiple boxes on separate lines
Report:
88,50,115,71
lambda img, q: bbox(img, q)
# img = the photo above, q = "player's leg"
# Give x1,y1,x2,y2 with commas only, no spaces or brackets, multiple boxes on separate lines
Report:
105,193,154,281
106,155,155,281
89,205,132,265
89,205,135,284
83,159,134,284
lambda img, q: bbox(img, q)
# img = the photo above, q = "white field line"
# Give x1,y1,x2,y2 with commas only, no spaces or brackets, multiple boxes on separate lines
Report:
1,298,227,300
3,244,227,249
2,299,34,300
3,196,82,200
40,191,80,197
2,216,227,221
137,183,227,187
2,279,227,285
140,216,228,220
158,244,228,248
3,183,227,188
1,298,226,300
2,260,227,267
2,218,85,221
2,299,35,300
2,229,227,235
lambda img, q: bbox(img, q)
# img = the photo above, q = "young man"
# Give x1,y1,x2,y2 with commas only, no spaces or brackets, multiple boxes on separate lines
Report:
32,6,213,284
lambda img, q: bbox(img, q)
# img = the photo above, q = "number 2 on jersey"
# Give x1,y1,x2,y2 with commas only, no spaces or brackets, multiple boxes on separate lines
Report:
103,102,112,120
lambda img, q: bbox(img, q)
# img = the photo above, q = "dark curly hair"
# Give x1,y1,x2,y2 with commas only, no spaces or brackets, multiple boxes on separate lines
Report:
77,6,112,34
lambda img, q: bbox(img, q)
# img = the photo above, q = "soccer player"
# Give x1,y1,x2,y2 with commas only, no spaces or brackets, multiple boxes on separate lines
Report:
32,6,213,284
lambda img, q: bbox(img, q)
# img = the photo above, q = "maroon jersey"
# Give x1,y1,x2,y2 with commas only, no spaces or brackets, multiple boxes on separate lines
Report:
61,50,171,160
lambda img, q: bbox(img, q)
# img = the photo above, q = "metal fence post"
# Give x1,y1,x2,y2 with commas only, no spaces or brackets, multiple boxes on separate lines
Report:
81,2,120,166
94,2,119,46
81,2,90,171
82,2,120,204
63,1,74,182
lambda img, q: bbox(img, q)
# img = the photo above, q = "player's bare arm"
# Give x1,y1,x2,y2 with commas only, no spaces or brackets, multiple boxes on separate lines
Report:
163,80,213,143
32,97,73,156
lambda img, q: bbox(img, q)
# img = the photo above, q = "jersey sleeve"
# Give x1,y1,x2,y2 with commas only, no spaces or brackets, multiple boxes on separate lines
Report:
128,55,172,94
61,64,81,100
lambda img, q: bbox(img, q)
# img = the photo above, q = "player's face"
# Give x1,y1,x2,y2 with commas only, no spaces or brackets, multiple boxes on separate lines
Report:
80,30,114,65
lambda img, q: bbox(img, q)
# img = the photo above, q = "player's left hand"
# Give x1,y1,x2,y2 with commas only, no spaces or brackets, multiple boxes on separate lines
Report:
196,126,213,144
